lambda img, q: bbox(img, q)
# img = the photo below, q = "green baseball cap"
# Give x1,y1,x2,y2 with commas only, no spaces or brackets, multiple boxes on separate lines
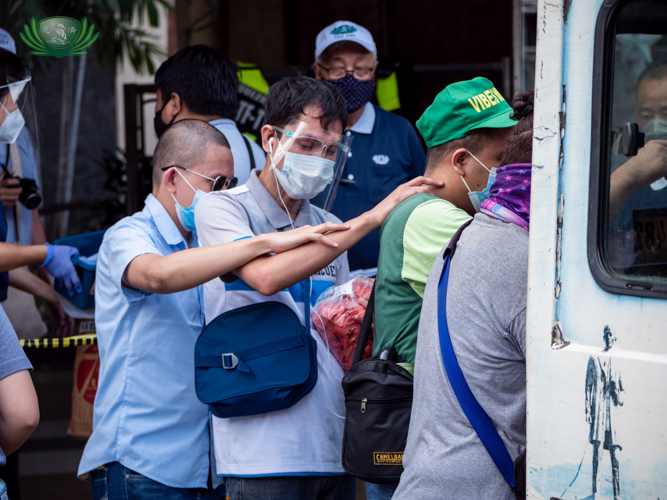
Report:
416,77,517,148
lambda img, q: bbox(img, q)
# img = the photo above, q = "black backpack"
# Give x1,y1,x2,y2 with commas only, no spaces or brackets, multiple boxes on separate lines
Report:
341,285,413,484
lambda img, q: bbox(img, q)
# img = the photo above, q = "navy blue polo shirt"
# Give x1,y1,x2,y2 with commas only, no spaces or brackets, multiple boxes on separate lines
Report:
0,208,8,302
330,104,426,271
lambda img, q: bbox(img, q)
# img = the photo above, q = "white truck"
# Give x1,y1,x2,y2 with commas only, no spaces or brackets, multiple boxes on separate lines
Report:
528,0,667,498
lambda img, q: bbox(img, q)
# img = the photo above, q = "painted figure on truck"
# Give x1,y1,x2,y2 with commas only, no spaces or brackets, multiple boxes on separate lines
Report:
585,326,624,499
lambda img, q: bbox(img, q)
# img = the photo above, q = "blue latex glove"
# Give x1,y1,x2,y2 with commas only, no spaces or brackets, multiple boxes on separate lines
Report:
37,243,83,297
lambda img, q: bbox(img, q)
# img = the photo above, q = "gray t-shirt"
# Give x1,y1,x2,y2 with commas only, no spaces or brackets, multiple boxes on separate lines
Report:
0,307,32,465
394,214,527,500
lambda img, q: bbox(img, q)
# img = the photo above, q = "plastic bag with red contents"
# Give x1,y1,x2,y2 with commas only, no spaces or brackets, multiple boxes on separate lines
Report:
311,276,374,373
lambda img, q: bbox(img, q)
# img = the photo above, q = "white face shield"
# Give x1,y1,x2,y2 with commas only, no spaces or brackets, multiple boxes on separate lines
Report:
0,72,39,148
311,132,353,212
269,120,353,210
0,76,32,143
0,76,31,104
269,120,348,165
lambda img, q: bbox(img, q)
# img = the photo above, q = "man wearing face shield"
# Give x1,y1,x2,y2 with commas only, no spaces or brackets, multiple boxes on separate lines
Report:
313,21,426,271
0,34,77,338
0,44,86,498
0,49,82,301
77,119,349,500
194,76,440,500
610,61,667,221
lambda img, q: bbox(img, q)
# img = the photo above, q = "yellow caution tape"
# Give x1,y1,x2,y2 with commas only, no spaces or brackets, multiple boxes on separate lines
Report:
20,333,97,349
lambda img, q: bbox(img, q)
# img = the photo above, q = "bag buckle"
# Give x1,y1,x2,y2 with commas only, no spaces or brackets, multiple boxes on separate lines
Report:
221,353,238,370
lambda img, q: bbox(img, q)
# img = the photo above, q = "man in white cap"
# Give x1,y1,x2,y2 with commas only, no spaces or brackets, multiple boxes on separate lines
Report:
314,20,426,271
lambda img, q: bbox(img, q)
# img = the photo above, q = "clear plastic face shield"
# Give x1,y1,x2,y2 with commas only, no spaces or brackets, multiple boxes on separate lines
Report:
1,76,30,104
268,119,353,211
0,72,38,147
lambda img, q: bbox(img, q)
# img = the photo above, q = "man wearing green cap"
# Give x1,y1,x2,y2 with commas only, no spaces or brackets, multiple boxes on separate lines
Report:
373,77,516,369
366,78,516,498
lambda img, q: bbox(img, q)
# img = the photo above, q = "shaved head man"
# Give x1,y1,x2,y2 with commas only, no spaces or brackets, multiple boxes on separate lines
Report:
78,119,235,499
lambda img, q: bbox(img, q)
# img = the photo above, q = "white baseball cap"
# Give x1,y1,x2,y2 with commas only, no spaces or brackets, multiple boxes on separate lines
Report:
0,29,16,55
315,21,376,60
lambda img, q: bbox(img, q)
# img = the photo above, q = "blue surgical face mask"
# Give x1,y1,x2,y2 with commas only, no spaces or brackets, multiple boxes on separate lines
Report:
460,150,496,213
171,169,206,232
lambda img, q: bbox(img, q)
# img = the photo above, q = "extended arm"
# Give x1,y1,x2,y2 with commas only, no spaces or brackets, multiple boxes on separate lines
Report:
0,242,47,272
123,222,349,294
31,209,47,245
235,212,376,295
8,267,59,303
235,177,442,295
0,370,39,457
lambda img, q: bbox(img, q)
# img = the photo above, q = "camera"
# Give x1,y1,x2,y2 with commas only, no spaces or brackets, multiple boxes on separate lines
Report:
4,173,42,209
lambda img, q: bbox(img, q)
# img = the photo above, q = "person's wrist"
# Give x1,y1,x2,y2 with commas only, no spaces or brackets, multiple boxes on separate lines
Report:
36,244,49,266
37,243,54,267
45,287,59,303
257,233,274,254
625,161,648,192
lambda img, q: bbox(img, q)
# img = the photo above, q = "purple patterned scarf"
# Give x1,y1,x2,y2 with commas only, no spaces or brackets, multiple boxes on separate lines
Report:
479,163,532,231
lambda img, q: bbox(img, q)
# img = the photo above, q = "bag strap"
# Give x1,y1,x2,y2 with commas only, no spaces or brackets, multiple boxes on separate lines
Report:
9,143,22,243
351,280,375,366
195,334,305,373
436,220,516,489
301,278,311,333
242,134,256,171
9,142,22,177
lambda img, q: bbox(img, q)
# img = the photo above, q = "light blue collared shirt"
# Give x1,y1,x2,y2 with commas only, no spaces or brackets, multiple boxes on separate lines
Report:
349,102,376,134
3,128,38,246
78,194,209,488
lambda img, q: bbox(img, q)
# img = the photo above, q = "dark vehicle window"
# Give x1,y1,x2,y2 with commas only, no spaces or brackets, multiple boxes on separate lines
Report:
592,0,667,295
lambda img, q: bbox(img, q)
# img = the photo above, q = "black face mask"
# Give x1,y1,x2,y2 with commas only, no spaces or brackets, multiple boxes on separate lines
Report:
154,101,177,138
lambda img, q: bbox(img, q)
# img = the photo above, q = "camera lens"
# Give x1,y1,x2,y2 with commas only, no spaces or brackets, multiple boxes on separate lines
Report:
22,192,41,210
18,178,42,209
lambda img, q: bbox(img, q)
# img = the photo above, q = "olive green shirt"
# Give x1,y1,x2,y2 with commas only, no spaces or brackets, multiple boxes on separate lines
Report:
373,194,471,364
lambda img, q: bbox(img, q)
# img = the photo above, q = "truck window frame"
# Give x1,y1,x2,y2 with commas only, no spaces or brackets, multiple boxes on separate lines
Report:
587,0,667,299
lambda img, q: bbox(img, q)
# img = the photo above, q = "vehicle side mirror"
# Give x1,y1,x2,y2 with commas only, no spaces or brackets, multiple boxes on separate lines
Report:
621,122,645,156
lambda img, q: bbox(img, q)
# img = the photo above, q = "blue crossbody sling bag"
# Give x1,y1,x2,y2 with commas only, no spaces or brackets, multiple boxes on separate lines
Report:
194,278,318,418
437,222,526,499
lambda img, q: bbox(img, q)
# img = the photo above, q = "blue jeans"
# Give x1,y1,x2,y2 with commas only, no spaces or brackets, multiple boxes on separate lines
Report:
89,462,225,500
224,475,356,500
365,482,398,500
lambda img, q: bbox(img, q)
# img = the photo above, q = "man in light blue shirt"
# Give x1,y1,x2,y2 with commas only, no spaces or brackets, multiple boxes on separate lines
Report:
78,119,246,500
154,45,265,185
78,118,349,500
